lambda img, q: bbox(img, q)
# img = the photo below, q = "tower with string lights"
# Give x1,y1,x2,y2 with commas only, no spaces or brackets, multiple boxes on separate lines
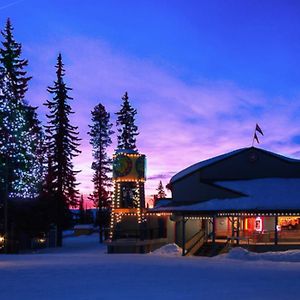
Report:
109,149,146,240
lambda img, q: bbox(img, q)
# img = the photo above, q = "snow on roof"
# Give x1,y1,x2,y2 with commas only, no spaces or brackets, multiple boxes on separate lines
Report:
74,224,94,229
154,199,172,208
157,178,300,211
170,147,300,184
115,149,138,154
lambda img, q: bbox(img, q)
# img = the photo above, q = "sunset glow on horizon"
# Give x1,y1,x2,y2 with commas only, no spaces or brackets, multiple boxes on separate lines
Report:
2,0,300,206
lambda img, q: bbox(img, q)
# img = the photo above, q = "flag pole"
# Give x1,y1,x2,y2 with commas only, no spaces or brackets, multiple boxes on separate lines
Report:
251,125,256,147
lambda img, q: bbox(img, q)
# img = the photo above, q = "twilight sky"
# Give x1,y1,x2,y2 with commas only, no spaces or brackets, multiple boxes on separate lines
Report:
1,0,300,201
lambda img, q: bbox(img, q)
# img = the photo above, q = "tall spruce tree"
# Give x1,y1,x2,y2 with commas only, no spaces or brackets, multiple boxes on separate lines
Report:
89,103,113,242
115,92,140,213
44,53,81,246
116,92,139,150
0,18,42,200
0,19,44,252
0,18,31,99
26,106,45,190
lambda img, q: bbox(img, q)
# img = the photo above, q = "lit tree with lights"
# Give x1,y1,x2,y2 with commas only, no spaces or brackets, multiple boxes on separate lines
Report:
24,105,45,194
89,103,114,242
0,18,43,200
0,19,44,252
116,92,139,150
44,53,81,246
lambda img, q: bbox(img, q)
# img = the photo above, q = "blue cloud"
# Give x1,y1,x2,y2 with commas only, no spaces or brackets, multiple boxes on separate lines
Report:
291,135,300,145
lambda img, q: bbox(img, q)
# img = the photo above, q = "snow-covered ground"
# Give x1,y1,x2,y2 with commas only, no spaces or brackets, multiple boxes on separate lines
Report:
1,234,300,300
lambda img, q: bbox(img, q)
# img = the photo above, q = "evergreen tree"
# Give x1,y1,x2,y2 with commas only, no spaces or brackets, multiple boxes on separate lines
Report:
156,180,166,199
0,19,44,252
0,18,42,200
44,53,81,246
116,92,139,150
0,18,31,100
88,103,113,242
22,105,45,196
115,92,140,214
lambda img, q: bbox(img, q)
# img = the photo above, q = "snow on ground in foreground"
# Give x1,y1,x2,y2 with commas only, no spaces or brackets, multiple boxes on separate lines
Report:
1,235,300,300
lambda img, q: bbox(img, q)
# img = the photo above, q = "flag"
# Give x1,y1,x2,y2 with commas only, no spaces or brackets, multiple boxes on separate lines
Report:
254,132,260,144
255,123,264,136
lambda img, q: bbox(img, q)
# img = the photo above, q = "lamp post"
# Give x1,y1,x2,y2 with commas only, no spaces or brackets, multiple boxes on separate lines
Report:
3,157,9,254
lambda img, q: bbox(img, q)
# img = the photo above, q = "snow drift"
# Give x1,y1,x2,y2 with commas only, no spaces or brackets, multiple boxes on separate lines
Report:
221,247,300,262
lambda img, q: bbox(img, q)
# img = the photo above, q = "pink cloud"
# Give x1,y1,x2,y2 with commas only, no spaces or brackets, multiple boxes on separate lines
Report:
23,36,300,199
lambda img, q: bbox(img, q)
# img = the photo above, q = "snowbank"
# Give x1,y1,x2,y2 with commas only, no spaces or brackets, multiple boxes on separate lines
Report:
73,224,94,229
63,230,74,237
150,243,182,256
2,235,300,300
221,247,300,262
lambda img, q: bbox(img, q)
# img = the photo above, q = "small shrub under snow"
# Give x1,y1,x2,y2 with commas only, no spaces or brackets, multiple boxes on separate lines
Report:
151,243,182,256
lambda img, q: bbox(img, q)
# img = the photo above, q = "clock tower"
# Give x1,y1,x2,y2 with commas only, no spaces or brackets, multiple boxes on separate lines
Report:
109,149,146,239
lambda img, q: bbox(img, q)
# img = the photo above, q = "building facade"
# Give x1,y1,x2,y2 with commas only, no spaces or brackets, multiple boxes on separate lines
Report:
155,147,300,255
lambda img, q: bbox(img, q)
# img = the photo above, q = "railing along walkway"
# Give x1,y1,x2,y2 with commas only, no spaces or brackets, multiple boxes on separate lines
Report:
184,229,206,256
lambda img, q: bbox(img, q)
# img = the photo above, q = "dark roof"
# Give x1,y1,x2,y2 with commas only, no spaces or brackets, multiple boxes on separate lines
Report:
170,147,300,184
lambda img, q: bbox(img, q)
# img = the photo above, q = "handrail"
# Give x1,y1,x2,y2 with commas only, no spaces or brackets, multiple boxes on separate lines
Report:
185,229,206,256
223,229,300,246
187,228,205,245
221,237,233,253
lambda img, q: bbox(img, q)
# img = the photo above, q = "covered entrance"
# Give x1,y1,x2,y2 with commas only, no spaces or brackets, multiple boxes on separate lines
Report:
172,212,300,256
156,147,300,256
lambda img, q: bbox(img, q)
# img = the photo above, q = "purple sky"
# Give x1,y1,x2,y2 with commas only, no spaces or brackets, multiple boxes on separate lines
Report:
1,0,300,201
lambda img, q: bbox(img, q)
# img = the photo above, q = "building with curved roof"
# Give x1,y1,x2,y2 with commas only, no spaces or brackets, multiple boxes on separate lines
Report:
155,147,300,255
